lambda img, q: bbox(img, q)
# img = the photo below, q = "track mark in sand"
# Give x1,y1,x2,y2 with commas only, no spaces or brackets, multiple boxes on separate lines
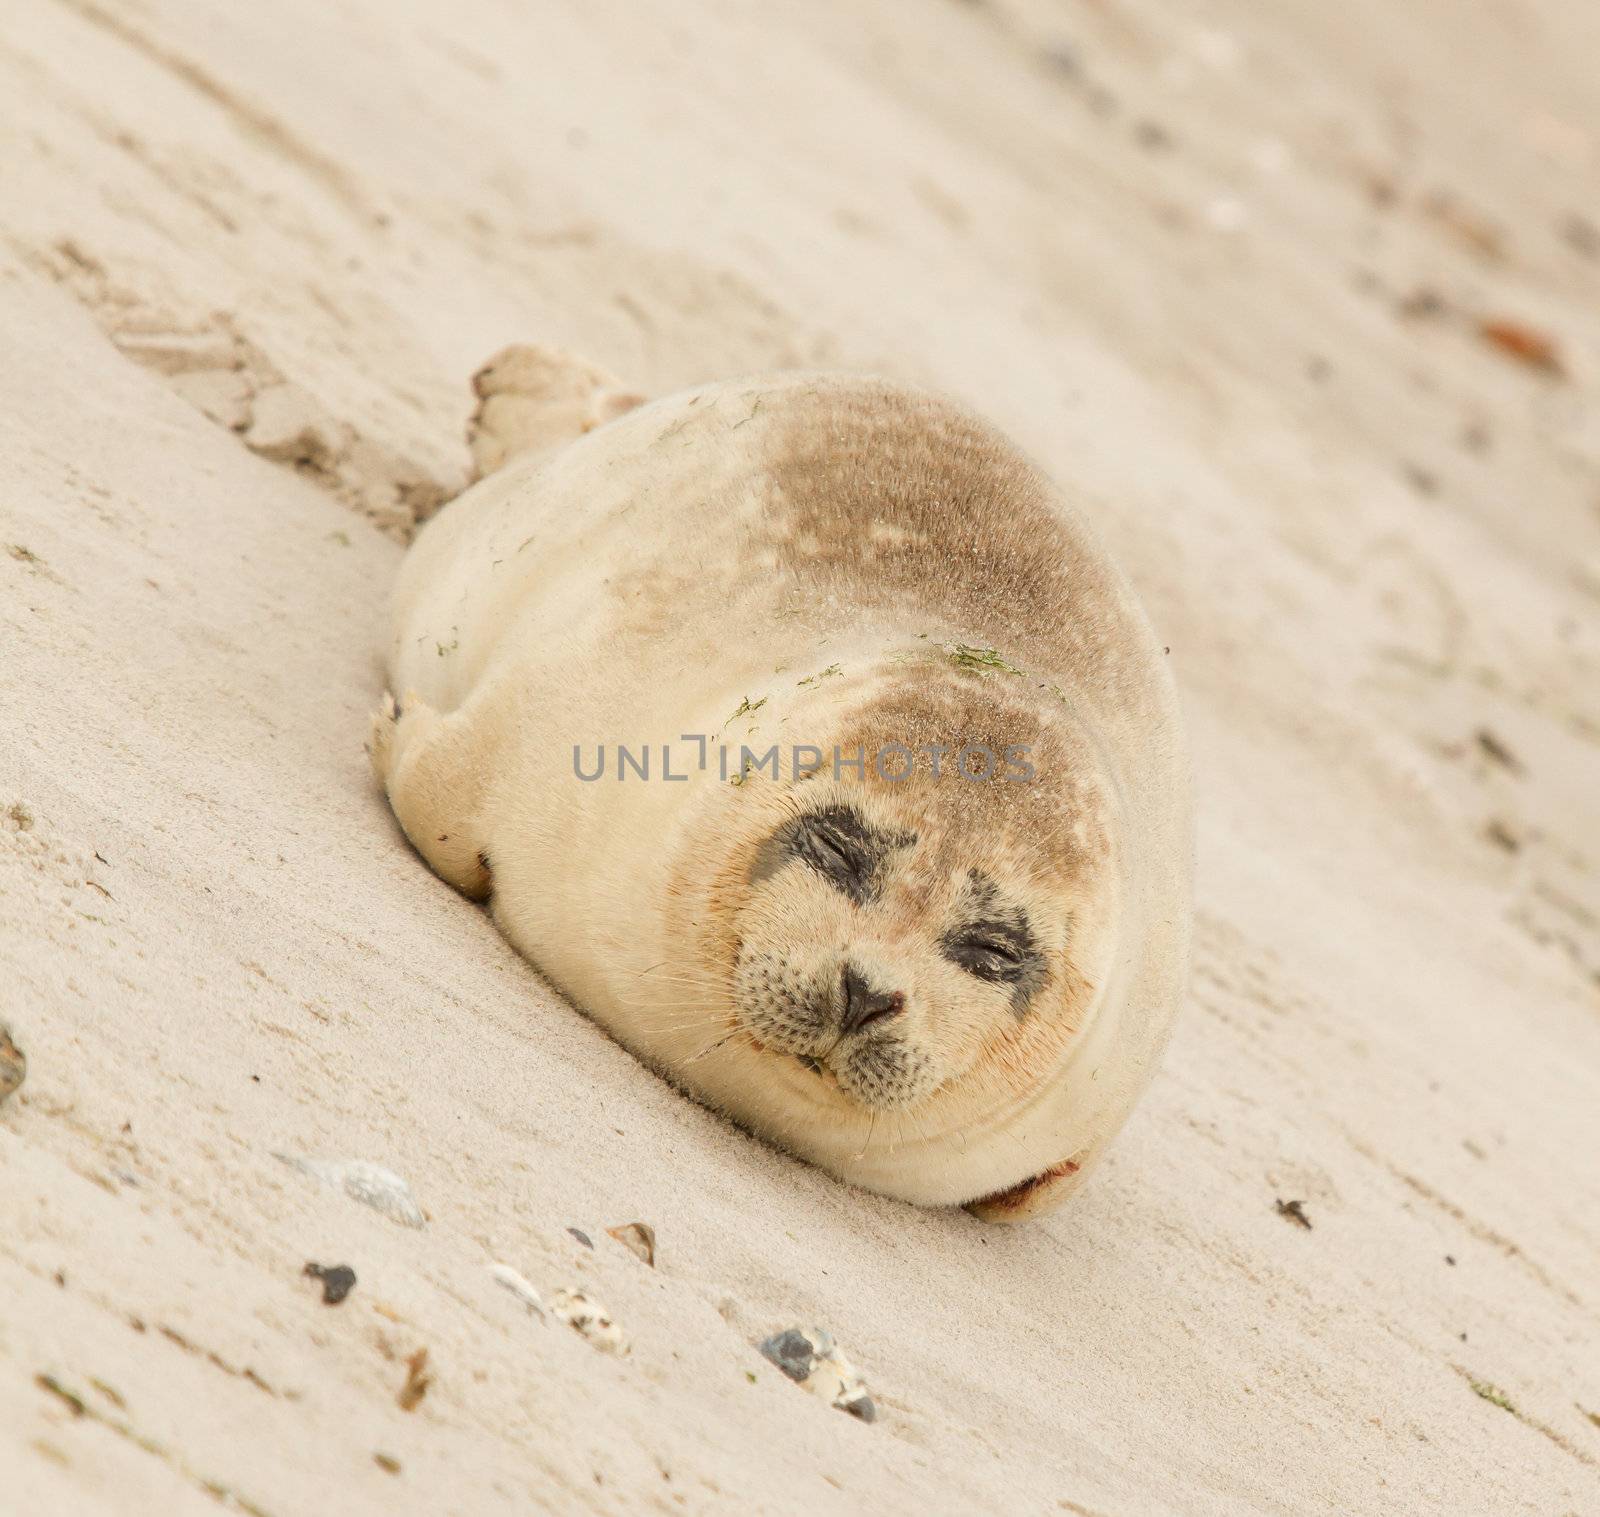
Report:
6,541,68,588
1343,1132,1591,1317
1187,913,1354,1069
0,1233,296,1405
50,0,384,229
15,238,453,534
1448,1364,1599,1470
1348,536,1467,679
154,1322,288,1400
2,796,123,931
35,1372,276,1516
1509,875,1600,992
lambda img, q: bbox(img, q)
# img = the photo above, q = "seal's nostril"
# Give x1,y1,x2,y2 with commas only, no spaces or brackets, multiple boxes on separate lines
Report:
840,965,906,1036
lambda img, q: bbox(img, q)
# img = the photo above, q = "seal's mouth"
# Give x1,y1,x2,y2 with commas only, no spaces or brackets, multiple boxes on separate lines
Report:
792,1051,852,1100
728,987,917,1108
735,1032,839,1089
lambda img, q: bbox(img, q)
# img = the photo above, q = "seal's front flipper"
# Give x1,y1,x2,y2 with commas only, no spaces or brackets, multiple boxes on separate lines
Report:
370,690,493,900
468,344,644,480
964,1156,1085,1224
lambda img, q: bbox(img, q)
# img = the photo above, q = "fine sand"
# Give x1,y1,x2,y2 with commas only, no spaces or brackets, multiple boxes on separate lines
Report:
3,2,1598,1513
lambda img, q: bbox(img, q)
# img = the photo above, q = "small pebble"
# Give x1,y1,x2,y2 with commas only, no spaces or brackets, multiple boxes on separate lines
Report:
274,1155,425,1228
303,1262,357,1305
606,1222,656,1268
757,1327,876,1422
550,1288,627,1355
489,1263,546,1318
0,1021,25,1106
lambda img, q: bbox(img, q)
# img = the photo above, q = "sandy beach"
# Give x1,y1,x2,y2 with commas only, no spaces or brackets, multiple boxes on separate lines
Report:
3,1,1598,1512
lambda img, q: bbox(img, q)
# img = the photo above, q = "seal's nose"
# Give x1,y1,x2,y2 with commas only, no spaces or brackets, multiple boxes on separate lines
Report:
839,964,905,1036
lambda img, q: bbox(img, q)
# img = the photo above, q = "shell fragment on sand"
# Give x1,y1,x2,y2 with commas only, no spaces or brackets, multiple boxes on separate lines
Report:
550,1288,628,1354
757,1327,876,1422
606,1221,656,1267
0,1022,25,1106
489,1263,547,1318
274,1154,425,1228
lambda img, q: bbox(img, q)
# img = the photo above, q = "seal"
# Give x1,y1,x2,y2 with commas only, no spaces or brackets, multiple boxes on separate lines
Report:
370,346,1190,1220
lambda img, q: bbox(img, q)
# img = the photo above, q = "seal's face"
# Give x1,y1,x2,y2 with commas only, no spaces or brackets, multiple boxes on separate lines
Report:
732,792,1073,1109
700,676,1121,1122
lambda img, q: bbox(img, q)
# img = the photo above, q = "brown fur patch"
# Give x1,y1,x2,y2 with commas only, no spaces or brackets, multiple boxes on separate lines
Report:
597,377,1167,748
761,384,1137,691
830,662,1118,875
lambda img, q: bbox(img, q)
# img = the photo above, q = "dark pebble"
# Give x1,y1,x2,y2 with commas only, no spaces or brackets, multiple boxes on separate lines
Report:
304,1262,358,1305
759,1329,819,1383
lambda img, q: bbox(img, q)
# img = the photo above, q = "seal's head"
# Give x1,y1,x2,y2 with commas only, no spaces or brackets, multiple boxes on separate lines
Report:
667,656,1127,1211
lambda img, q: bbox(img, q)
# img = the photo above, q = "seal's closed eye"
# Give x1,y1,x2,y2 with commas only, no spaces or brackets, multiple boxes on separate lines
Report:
941,924,1032,981
791,807,876,903
751,805,915,906
940,916,1046,1014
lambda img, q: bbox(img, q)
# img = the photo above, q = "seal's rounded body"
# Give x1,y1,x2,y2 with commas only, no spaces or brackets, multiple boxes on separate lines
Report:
372,351,1190,1219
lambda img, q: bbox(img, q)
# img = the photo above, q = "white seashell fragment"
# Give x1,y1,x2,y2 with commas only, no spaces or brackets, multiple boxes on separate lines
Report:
550,1287,627,1355
273,1154,425,1228
489,1263,546,1318
758,1327,875,1422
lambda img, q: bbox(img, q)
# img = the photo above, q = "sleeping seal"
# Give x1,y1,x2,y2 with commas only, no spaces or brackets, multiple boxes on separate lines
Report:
370,346,1190,1220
